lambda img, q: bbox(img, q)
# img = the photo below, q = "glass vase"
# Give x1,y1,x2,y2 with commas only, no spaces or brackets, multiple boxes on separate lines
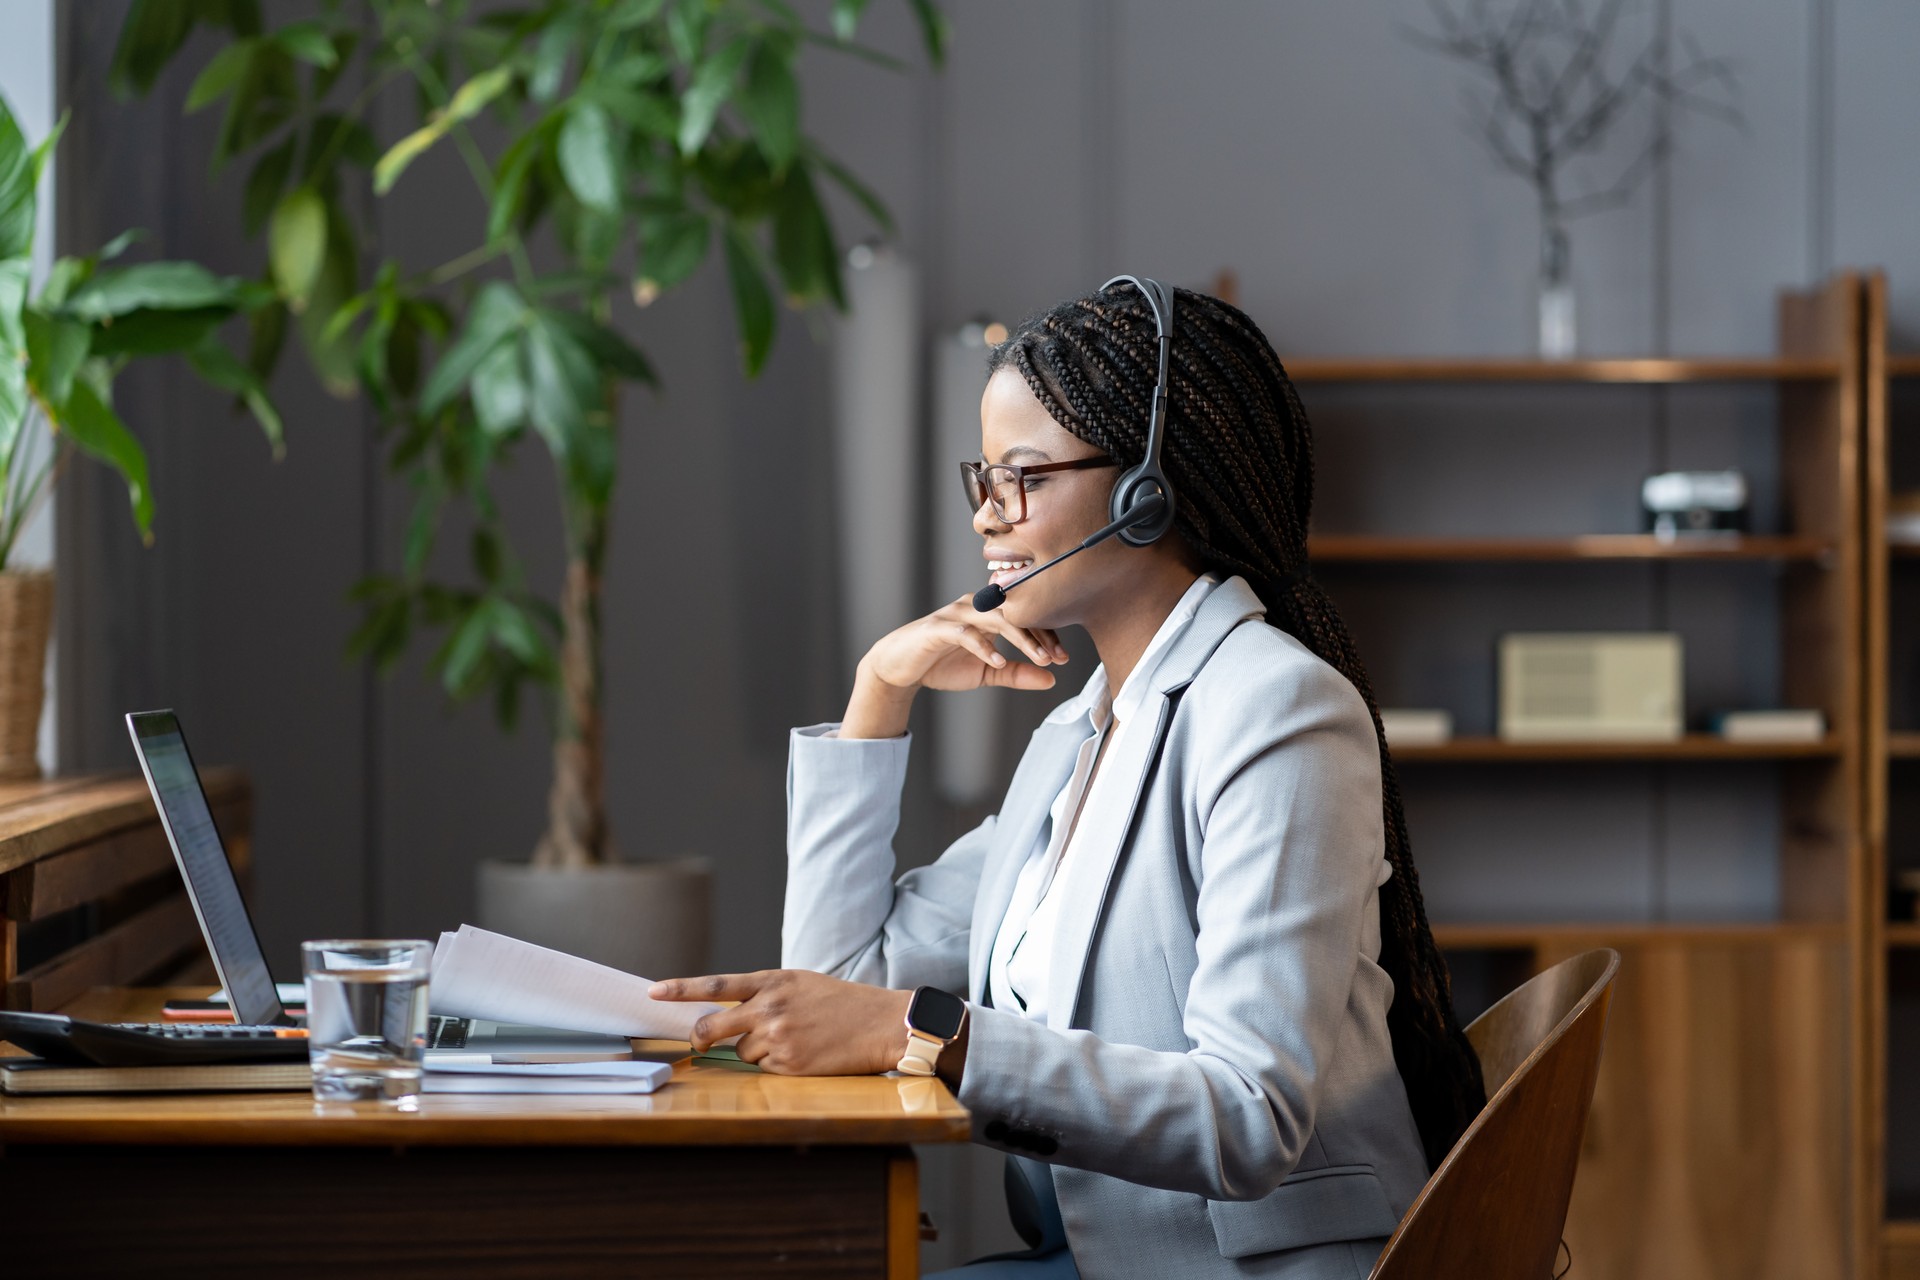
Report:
1537,222,1576,359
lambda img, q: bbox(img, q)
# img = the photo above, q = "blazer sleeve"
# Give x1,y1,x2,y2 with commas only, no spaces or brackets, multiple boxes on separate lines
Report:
955,657,1388,1202
780,723,985,993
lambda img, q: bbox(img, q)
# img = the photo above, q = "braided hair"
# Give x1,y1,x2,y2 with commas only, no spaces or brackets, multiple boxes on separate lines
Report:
987,282,1486,1170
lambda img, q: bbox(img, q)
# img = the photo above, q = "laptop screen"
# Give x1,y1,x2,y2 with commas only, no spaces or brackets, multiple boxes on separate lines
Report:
126,710,289,1028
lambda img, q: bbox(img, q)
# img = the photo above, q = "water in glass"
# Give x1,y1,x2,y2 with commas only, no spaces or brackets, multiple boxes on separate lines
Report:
301,940,431,1106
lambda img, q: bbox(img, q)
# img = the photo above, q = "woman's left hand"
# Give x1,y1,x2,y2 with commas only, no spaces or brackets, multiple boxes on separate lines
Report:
649,970,912,1075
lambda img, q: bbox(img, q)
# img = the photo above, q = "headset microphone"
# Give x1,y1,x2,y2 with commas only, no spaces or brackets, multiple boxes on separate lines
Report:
971,493,1167,613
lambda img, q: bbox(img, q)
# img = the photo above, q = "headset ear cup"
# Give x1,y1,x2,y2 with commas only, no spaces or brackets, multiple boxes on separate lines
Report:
1110,466,1177,547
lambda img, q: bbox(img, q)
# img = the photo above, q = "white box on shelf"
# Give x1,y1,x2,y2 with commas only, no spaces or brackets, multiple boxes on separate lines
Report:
1379,709,1454,747
1498,633,1683,742
1713,709,1826,742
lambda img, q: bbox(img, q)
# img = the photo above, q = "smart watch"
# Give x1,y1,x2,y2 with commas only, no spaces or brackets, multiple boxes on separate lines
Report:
896,986,967,1076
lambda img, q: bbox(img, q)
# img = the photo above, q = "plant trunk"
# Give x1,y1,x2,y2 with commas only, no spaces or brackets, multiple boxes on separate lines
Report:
532,539,608,869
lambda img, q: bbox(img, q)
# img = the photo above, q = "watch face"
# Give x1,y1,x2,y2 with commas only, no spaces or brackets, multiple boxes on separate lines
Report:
908,986,967,1040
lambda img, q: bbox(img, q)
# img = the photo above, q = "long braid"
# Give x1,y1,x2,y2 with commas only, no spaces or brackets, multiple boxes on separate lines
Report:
989,284,1486,1169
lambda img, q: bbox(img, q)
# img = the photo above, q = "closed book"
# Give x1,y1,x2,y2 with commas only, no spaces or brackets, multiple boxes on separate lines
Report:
1712,709,1826,742
0,1058,311,1095
423,1059,673,1094
1379,709,1453,747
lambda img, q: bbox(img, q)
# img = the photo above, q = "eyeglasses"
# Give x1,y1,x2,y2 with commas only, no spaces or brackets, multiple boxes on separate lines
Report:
959,455,1118,524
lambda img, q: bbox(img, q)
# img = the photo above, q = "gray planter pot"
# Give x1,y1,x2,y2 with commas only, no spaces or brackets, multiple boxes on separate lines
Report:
475,857,712,981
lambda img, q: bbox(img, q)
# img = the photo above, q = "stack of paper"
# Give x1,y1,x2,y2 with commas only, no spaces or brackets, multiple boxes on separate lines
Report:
423,1059,673,1095
430,925,720,1041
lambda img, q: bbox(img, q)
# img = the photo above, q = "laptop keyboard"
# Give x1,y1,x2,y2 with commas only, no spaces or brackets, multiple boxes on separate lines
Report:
427,1015,469,1050
110,1023,293,1039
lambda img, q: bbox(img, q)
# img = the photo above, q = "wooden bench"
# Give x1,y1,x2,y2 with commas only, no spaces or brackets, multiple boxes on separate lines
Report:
0,771,249,1011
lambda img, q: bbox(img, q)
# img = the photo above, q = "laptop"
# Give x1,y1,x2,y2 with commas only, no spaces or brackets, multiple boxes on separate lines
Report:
117,710,634,1065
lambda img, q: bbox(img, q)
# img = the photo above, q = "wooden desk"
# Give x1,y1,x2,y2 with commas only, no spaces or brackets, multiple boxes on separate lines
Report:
0,988,970,1277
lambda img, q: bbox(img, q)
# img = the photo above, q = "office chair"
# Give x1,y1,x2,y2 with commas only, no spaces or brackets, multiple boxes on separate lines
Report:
1370,948,1621,1279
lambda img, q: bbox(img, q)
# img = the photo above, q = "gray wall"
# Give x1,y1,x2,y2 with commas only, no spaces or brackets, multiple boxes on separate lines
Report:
53,0,1920,1264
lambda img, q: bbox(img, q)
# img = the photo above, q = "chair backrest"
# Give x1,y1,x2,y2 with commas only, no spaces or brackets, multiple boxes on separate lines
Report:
1370,948,1620,1280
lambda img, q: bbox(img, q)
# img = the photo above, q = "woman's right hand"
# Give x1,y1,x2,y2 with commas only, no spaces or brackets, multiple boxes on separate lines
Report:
839,596,1069,738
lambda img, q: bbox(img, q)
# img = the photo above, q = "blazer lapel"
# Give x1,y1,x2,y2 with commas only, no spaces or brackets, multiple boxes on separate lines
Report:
1042,690,1174,1030
1041,576,1269,1030
968,716,1091,1002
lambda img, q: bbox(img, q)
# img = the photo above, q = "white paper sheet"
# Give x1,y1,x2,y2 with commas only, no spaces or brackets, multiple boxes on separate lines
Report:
428,924,719,1041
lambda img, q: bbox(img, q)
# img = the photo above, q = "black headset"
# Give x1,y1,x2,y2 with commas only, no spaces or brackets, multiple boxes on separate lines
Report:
1099,274,1179,546
971,275,1181,611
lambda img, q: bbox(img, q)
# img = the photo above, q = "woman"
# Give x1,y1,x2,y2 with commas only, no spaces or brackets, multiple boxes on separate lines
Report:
651,280,1485,1278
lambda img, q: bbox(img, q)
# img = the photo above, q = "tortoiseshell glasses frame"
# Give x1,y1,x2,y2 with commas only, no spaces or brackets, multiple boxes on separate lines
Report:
958,456,1118,524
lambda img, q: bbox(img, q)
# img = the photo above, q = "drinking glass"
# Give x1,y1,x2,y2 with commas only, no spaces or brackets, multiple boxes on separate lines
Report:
300,939,432,1106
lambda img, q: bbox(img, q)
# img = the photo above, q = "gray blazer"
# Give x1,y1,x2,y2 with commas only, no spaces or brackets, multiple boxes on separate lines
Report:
782,576,1429,1279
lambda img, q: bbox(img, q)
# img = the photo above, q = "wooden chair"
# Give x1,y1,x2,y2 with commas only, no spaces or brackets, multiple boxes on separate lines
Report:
1371,947,1620,1280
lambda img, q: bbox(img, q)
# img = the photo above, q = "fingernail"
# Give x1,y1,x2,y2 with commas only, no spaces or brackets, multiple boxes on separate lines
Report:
992,654,1006,667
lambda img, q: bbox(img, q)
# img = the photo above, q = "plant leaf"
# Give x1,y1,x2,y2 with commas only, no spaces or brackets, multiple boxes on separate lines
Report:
243,135,296,235
185,38,257,112
469,338,527,437
268,186,328,311
62,261,242,320
678,37,751,156
0,94,35,261
722,222,774,377
809,144,894,234
539,308,654,385
445,66,515,126
739,39,799,172
372,120,446,196
58,377,154,543
185,333,284,458
772,164,843,307
273,22,337,69
557,102,620,213
440,599,495,694
830,0,871,40
22,309,88,409
87,306,231,357
907,0,949,66
529,20,574,103
0,259,28,461
634,210,709,296
420,280,525,415
295,211,360,396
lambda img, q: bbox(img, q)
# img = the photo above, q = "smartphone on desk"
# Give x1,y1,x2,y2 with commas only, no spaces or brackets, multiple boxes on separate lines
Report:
164,983,308,1022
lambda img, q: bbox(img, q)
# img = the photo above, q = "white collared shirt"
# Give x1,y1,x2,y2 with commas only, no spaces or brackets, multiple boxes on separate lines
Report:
987,573,1220,1022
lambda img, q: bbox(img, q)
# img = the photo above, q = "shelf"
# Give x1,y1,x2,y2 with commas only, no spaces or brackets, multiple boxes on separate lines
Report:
1283,356,1844,384
1888,354,1920,378
1888,925,1920,949
1887,1219,1920,1247
1891,734,1920,758
1310,534,1832,562
1434,921,1847,949
1392,734,1841,762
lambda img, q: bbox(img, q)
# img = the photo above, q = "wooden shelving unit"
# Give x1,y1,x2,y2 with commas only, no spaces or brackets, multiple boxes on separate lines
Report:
1864,272,1920,1279
1301,275,1864,1280
1285,355,1845,383
1309,533,1833,562
1390,733,1842,762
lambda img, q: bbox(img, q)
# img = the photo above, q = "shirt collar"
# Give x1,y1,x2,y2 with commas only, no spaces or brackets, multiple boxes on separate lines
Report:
1043,573,1222,730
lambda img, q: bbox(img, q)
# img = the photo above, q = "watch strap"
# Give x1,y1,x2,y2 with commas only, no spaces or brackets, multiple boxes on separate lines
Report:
896,1030,941,1076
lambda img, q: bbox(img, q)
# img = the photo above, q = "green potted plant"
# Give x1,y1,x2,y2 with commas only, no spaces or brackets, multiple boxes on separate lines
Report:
115,0,942,971
0,88,279,779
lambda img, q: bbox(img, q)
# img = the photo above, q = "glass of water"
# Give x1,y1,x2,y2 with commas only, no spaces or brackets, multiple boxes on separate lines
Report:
300,939,433,1107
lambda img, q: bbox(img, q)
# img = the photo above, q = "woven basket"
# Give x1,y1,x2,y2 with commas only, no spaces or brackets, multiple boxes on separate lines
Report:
0,571,53,780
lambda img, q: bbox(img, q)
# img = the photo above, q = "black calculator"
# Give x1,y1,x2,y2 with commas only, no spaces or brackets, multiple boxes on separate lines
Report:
0,1011,310,1067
